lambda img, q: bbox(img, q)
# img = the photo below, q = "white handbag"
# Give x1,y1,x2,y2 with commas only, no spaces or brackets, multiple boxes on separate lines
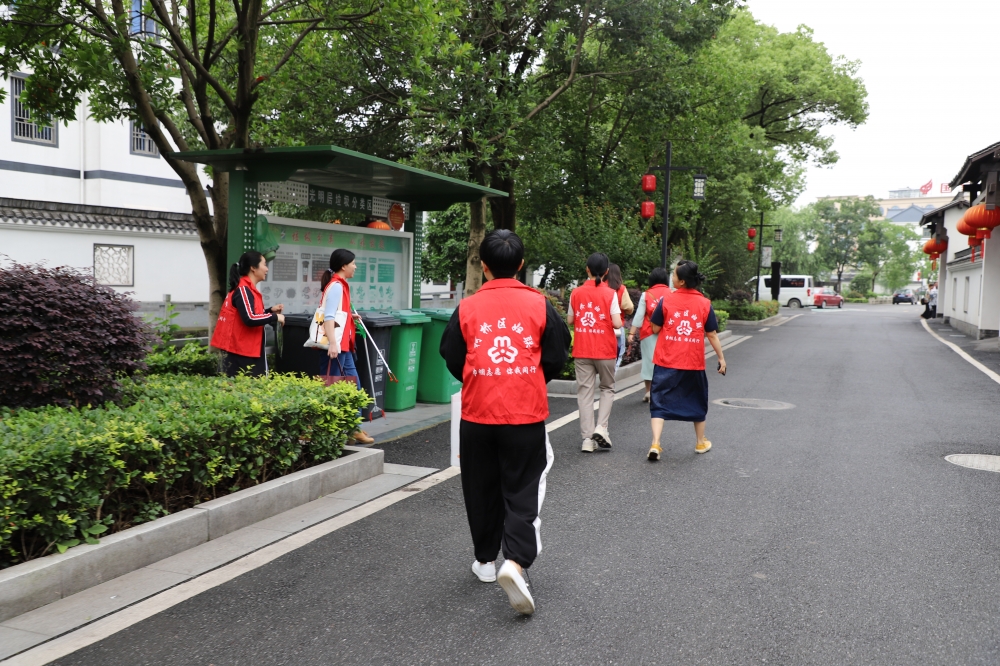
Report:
304,284,347,350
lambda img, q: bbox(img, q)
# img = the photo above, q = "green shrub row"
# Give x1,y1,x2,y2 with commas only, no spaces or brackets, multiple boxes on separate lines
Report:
712,300,778,321
715,309,729,332
144,342,221,376
0,374,368,568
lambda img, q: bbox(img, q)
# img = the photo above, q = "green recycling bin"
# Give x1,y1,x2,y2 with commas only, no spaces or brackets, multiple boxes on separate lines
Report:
382,309,430,411
417,308,463,403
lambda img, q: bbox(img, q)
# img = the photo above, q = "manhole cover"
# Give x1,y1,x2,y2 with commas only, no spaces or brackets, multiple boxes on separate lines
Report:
945,454,1000,473
713,398,795,410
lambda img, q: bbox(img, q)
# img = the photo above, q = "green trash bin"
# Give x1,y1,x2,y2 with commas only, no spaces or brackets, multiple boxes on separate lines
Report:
417,308,463,403
381,309,431,411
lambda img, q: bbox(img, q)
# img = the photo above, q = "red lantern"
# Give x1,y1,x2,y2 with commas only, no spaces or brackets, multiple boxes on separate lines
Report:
748,228,757,239
641,200,655,219
747,241,755,252
641,174,657,193
965,203,1000,240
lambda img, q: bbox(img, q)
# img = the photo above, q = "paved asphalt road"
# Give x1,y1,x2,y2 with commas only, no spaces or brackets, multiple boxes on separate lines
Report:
54,306,1000,665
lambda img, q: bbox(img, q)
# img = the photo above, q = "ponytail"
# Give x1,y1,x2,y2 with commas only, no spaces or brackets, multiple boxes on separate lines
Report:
228,250,265,292
675,259,707,290
586,252,610,286
320,269,333,292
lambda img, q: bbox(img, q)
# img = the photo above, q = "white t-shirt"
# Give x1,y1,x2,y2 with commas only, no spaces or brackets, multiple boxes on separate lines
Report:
928,288,938,307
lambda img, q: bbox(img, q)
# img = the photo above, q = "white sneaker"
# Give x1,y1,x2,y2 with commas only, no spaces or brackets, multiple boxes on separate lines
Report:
472,560,496,583
497,560,535,615
581,438,596,452
592,426,612,449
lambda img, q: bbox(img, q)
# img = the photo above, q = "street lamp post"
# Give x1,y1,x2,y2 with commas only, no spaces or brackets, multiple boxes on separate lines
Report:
752,211,782,302
641,141,707,268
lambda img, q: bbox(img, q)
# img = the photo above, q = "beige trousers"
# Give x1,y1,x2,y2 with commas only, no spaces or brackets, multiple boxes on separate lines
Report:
575,358,617,441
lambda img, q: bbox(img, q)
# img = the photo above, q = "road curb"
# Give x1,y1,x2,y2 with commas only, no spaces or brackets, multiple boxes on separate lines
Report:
727,313,785,327
0,446,382,623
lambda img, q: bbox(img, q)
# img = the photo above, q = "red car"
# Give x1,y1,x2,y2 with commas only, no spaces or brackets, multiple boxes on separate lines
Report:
814,287,843,309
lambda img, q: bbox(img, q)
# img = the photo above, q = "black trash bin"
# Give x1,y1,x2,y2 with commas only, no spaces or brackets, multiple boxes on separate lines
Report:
355,312,400,421
275,313,323,375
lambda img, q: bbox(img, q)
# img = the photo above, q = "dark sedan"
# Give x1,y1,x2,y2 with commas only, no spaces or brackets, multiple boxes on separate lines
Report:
892,289,917,305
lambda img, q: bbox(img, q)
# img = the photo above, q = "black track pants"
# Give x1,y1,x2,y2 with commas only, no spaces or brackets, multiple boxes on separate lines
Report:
459,420,554,569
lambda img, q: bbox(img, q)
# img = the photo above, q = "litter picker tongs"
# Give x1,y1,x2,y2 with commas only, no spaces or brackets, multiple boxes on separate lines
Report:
351,308,398,384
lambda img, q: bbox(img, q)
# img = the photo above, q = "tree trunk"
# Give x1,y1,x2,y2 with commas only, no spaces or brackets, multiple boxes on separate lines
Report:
464,197,489,296
488,175,516,231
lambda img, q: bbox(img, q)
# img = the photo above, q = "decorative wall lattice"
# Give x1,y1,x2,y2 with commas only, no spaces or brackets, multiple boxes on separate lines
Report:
243,182,258,253
257,181,310,206
256,180,408,220
93,244,134,286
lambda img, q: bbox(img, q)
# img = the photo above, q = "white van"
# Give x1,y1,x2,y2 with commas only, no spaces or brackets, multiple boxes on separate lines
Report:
757,275,815,308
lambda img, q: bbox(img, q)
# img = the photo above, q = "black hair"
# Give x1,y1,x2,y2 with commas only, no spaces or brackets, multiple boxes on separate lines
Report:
606,264,623,291
330,248,356,273
479,229,524,279
674,259,706,290
228,250,265,292
648,267,670,287
320,269,334,291
586,252,610,285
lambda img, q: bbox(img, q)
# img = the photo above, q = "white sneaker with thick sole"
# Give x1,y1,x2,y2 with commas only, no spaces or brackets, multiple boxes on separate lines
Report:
497,560,535,615
472,560,496,583
581,438,596,452
592,426,613,449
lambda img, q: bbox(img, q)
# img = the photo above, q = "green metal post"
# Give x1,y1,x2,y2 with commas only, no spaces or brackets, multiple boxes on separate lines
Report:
227,170,259,268
405,208,423,308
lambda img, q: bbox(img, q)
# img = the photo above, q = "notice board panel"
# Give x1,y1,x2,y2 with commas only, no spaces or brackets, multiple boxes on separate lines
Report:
259,215,413,314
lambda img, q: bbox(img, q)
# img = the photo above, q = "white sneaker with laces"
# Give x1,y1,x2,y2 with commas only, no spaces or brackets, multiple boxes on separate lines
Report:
592,426,613,449
472,560,496,583
497,560,535,615
581,438,596,452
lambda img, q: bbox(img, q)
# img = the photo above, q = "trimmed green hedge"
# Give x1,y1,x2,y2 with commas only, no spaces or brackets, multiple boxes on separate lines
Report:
0,374,368,568
715,309,729,332
144,342,221,376
712,300,779,321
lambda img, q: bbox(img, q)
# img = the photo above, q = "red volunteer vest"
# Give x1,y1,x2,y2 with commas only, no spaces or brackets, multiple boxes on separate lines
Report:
323,275,357,353
570,280,618,359
639,284,672,340
210,276,269,357
458,279,548,425
652,288,713,371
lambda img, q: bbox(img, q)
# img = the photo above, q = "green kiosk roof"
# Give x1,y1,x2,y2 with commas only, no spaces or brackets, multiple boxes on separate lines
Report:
175,145,507,210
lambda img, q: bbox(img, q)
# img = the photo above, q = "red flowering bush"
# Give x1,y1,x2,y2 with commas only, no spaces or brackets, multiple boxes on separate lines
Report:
0,261,151,408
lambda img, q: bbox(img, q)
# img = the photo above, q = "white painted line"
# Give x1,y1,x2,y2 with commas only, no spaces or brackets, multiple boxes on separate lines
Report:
544,382,647,434
771,313,804,327
706,335,751,359
920,318,1000,386
546,337,750,433
758,328,770,332
1,467,462,666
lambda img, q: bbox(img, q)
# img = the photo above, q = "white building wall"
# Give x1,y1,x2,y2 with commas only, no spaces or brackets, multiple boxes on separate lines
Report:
0,77,203,213
0,225,207,302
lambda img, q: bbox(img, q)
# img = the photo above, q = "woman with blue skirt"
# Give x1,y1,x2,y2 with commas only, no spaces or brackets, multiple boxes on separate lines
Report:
646,260,727,461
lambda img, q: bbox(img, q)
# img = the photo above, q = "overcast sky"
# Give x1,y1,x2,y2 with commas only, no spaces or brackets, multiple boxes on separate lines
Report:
748,0,999,206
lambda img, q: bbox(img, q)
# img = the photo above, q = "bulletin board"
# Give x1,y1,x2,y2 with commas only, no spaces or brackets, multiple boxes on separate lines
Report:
258,215,413,314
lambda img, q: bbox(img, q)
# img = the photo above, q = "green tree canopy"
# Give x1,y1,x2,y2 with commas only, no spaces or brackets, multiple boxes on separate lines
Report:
814,196,880,292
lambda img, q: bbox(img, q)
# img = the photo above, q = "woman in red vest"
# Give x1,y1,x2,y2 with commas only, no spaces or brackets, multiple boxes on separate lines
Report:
568,252,623,452
646,260,726,461
210,251,285,377
627,267,672,403
606,263,634,373
319,248,374,446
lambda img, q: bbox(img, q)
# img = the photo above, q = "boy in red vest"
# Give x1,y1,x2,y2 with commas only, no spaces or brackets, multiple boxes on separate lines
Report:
440,230,571,615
